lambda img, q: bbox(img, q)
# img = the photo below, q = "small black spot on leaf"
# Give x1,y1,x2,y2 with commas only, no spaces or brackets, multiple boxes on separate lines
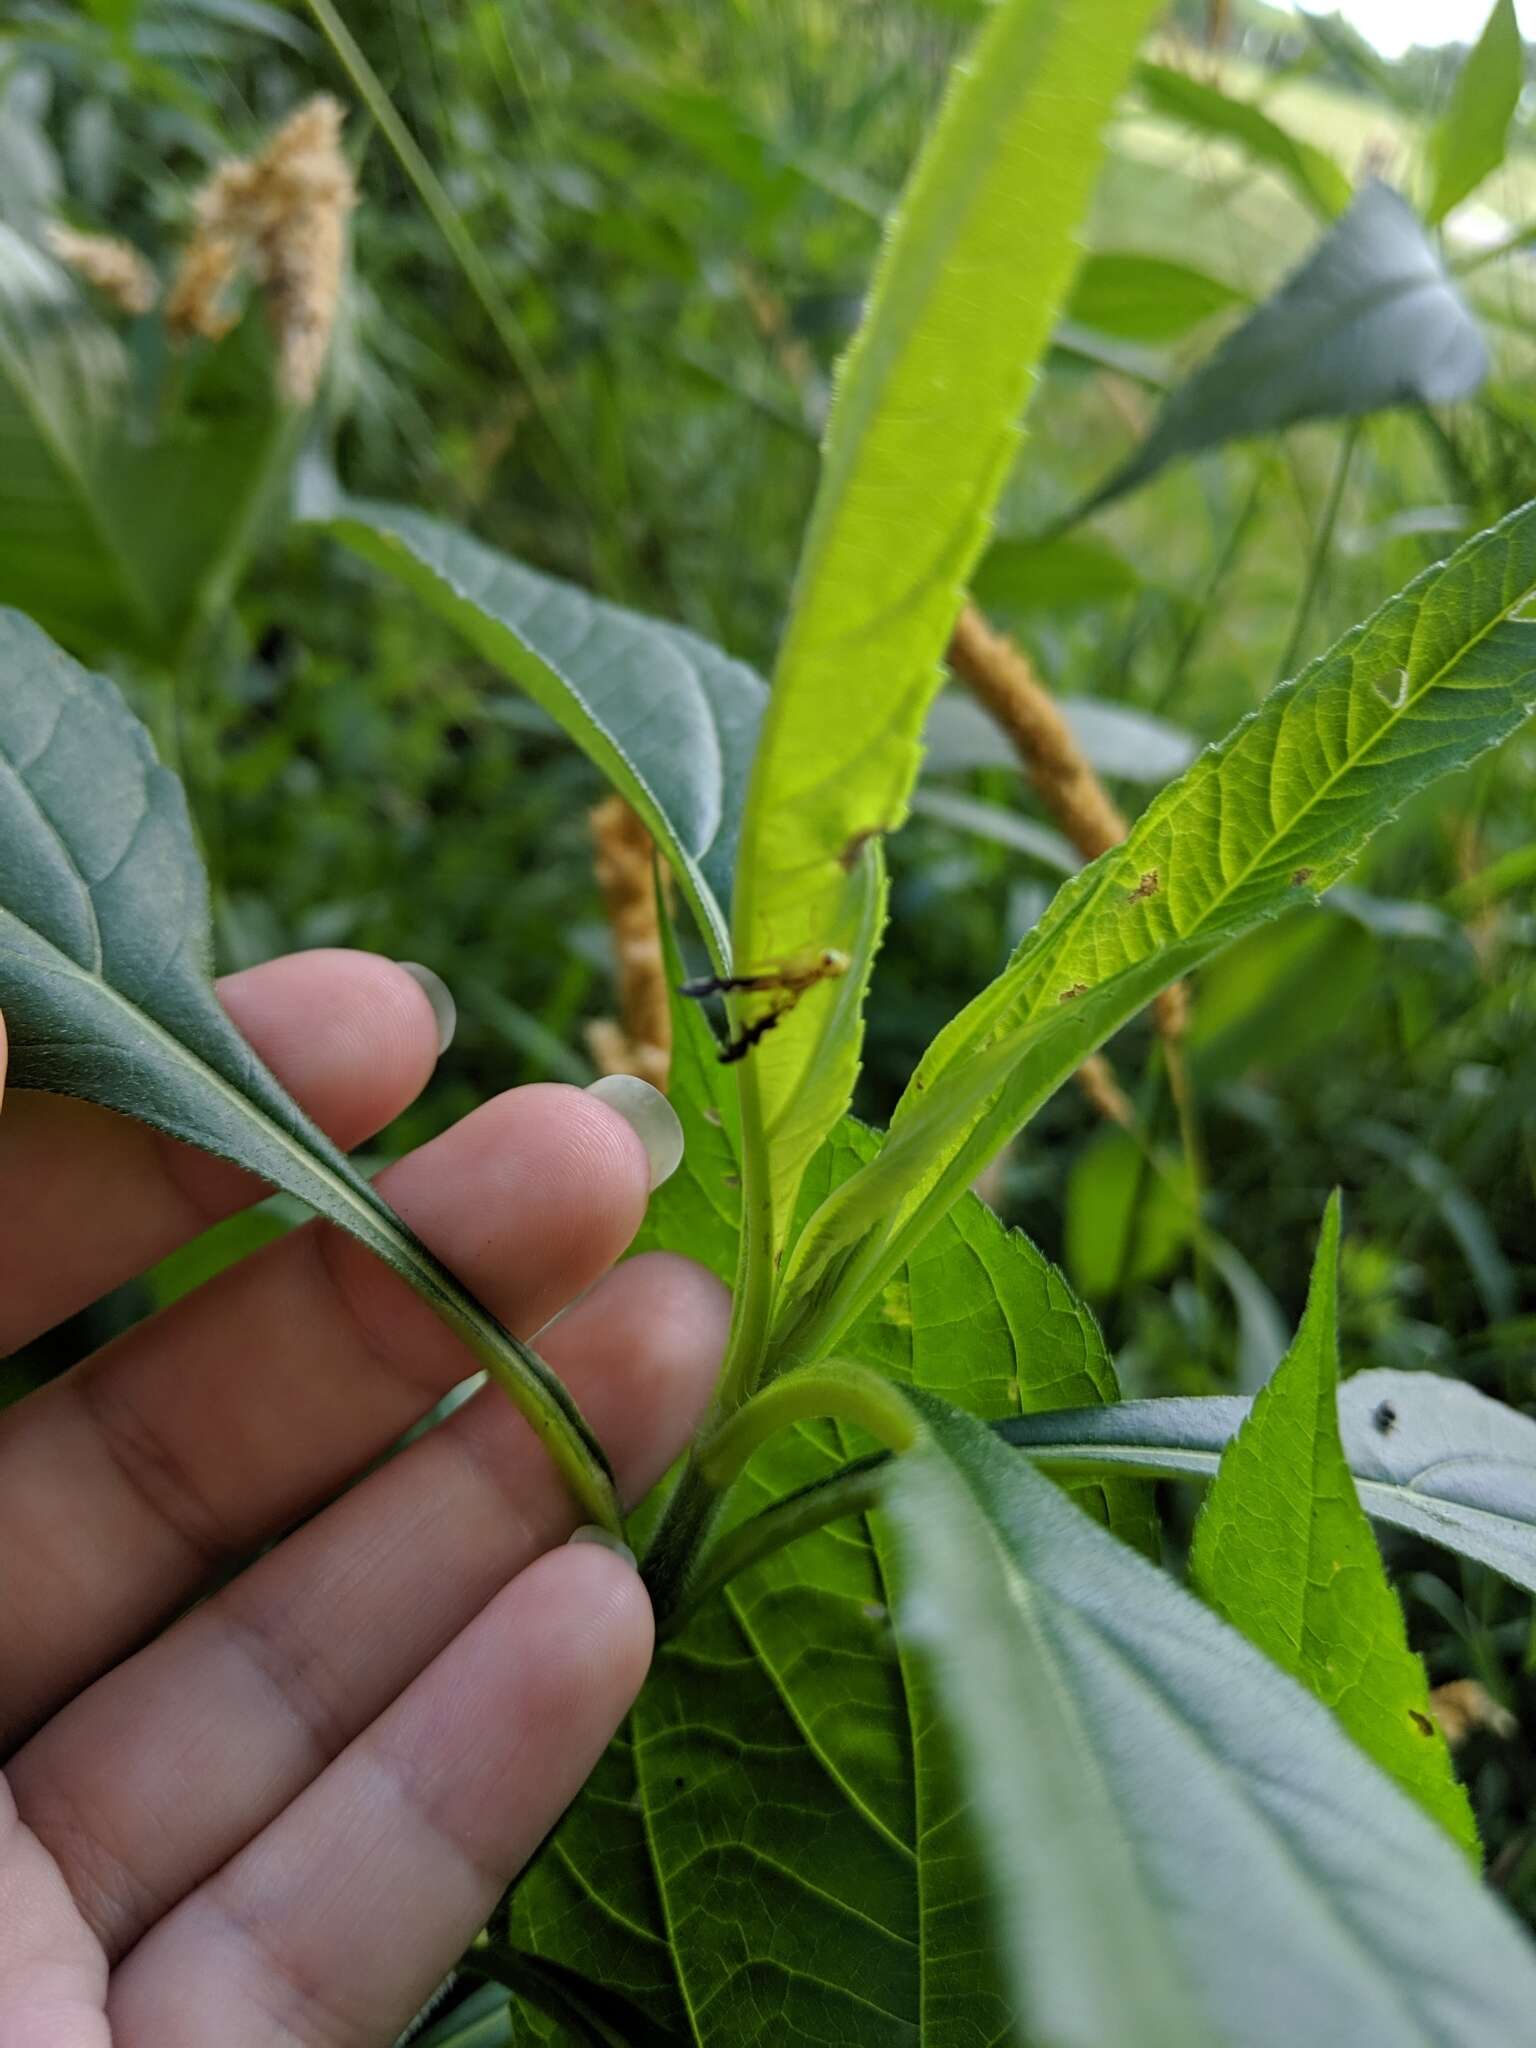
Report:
1373,1400,1397,1436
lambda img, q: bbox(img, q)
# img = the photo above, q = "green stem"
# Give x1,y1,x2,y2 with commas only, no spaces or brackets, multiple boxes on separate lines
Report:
300,0,586,492
698,1360,921,1491
645,1363,919,1629
1275,421,1359,685
664,1458,887,1638
714,1044,778,1411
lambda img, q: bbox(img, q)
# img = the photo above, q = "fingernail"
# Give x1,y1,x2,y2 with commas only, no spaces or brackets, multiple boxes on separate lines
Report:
397,961,457,1055
567,1524,638,1568
584,1074,684,1190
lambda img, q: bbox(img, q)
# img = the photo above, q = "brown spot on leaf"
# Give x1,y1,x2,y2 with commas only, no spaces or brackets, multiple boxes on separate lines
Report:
1408,1710,1434,1738
1127,870,1159,903
1058,982,1090,1003
839,828,881,872
1291,868,1315,886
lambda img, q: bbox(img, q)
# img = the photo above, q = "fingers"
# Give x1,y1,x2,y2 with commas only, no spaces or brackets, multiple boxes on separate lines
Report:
9,1253,727,1961
0,1084,653,1746
0,950,441,1353
0,1778,111,2048
106,1547,650,2048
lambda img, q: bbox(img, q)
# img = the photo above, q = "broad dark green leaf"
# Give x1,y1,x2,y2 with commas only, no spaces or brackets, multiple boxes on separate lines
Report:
730,0,1163,1256
1136,61,1352,219
1001,1367,1536,1593
1426,0,1523,226
778,500,1536,1356
1065,248,1246,344
0,612,617,1522
320,499,766,972
1189,1196,1476,1855
509,962,1149,2040
1075,182,1487,520
887,1392,1536,2047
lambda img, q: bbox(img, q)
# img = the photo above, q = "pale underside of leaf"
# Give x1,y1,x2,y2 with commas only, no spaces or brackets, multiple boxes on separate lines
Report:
888,1393,1536,2048
1074,181,1487,519
1001,1368,1536,1594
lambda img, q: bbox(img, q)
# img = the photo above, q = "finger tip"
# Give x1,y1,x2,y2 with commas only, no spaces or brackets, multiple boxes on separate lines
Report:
520,1542,655,1709
219,949,441,1145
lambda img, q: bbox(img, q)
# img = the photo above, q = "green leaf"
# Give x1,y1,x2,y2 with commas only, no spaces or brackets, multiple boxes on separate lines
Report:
1184,902,1379,1081
319,499,766,972
886,1391,1536,2047
970,531,1143,615
1064,1123,1194,1298
909,786,1080,875
0,224,298,663
778,500,1536,1358
0,611,619,1527
1189,1196,1477,1856
1075,182,1487,519
1000,1367,1536,1595
1065,248,1247,344
1135,61,1353,220
1426,0,1523,226
730,0,1163,1254
510,986,1151,2039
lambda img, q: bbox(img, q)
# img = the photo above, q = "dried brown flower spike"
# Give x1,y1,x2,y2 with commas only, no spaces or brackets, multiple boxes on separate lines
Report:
45,226,158,317
164,95,356,405
585,796,673,1092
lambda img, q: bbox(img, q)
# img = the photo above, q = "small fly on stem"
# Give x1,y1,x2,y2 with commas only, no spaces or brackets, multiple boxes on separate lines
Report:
680,947,850,1064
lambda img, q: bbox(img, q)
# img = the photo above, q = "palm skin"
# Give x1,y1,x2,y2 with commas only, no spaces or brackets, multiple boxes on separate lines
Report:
0,950,727,2046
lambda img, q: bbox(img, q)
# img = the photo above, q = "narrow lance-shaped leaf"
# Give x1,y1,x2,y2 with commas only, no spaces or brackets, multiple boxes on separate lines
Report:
319,497,766,972
886,1391,1536,2048
1135,61,1353,220
1189,1196,1477,1857
730,0,1163,1255
1070,182,1487,522
779,500,1536,1354
1425,0,1523,227
0,611,620,1528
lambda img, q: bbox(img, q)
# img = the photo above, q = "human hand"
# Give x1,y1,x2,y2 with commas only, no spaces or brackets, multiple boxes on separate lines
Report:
0,951,727,2046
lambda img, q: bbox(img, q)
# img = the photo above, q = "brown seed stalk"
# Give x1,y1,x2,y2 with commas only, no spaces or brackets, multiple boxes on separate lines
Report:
585,796,672,1092
946,600,1188,1120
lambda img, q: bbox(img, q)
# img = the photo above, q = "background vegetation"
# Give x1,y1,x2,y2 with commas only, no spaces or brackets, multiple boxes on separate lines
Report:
4,0,1536,1983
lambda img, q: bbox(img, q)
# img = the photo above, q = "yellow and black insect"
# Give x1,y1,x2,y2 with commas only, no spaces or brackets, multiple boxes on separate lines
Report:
680,946,850,1064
